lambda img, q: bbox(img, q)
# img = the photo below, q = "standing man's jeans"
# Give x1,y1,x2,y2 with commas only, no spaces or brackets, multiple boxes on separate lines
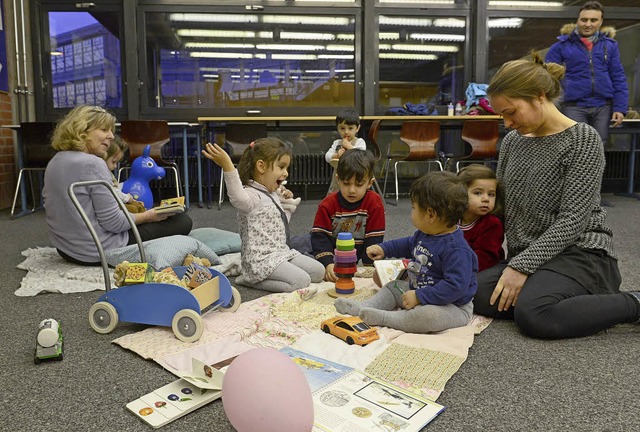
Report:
562,104,612,144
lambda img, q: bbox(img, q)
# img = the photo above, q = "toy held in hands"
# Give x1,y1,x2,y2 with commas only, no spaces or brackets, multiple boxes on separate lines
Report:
321,316,379,346
122,144,166,209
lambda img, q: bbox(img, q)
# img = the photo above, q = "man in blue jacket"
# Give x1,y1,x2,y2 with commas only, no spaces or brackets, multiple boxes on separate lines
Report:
545,1,628,144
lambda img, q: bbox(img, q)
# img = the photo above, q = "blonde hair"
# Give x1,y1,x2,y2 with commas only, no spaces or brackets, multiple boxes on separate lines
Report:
487,51,566,103
104,135,128,161
457,164,503,216
237,137,291,185
51,105,116,152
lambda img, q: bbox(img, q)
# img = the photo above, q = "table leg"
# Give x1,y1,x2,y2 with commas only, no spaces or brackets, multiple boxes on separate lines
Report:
196,127,203,207
614,133,640,199
182,127,190,208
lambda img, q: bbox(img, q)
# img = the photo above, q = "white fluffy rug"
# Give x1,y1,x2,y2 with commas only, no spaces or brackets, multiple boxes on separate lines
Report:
15,247,242,297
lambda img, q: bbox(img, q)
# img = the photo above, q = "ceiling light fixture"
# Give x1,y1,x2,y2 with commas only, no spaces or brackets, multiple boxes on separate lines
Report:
169,13,259,23
380,16,433,27
380,53,438,60
177,29,256,38
262,15,350,26
190,52,254,59
185,42,255,49
256,44,325,51
392,43,459,52
410,33,465,42
433,18,466,28
318,54,354,59
489,1,563,7
488,18,524,28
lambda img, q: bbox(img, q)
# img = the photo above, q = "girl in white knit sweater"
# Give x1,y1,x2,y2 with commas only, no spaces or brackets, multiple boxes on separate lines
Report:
202,138,324,292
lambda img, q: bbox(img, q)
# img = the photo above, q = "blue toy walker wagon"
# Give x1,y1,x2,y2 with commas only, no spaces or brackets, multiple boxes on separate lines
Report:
68,180,241,343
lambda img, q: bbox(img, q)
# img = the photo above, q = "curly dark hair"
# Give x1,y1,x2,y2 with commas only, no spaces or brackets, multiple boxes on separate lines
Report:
409,171,468,227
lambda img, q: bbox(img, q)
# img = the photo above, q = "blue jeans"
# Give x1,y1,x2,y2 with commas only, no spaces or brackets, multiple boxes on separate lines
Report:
562,104,611,143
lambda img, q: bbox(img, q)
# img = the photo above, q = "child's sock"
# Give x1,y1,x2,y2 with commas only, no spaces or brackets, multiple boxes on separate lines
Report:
334,298,363,316
359,307,386,326
334,286,397,316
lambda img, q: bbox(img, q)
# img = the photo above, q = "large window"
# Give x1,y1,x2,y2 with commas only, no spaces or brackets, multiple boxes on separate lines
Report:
31,1,640,121
48,11,123,109
142,11,358,111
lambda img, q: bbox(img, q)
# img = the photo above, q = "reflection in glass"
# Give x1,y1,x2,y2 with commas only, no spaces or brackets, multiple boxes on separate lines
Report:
377,15,466,111
487,14,640,106
48,12,122,108
144,12,356,109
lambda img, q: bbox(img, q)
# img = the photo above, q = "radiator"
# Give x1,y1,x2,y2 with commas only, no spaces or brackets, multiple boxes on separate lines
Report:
289,152,333,199
603,150,638,181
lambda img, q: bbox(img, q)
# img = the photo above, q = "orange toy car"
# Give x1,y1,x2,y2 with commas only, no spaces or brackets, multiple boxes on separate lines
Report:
321,316,380,346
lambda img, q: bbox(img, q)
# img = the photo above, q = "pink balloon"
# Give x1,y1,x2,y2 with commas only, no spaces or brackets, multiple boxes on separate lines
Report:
222,348,314,432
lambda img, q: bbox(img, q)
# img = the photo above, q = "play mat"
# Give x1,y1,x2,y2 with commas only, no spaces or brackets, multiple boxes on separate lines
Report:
15,247,242,297
113,278,491,401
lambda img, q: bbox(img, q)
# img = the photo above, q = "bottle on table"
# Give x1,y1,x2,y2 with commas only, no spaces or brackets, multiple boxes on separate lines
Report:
447,102,454,117
455,102,463,116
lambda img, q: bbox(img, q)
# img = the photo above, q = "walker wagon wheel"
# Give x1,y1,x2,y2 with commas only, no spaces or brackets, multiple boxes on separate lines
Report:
172,309,204,343
220,287,242,313
89,302,119,334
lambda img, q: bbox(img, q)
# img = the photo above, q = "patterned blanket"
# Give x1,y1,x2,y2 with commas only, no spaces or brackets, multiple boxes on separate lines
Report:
15,247,242,296
113,278,491,401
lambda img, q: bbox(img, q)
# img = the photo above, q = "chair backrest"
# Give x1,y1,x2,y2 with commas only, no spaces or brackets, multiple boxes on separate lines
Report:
399,121,441,161
366,119,382,162
461,120,499,159
20,122,57,168
224,123,268,162
120,120,170,161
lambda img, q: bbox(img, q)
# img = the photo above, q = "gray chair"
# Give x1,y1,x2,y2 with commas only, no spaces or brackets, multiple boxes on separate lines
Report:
381,121,443,205
11,122,57,218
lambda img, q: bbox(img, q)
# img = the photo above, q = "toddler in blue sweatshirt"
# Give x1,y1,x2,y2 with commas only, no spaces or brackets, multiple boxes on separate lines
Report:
335,171,478,333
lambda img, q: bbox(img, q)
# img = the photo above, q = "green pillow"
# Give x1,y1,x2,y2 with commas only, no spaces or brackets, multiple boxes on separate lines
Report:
189,228,242,256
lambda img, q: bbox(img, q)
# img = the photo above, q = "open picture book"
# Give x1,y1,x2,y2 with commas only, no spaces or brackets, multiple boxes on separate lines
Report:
153,197,185,215
126,357,224,428
280,347,445,432
373,259,410,286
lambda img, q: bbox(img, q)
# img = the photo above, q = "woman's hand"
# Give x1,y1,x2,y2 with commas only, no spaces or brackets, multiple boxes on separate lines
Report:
134,209,169,225
202,143,234,171
490,266,528,312
366,245,385,261
402,290,419,310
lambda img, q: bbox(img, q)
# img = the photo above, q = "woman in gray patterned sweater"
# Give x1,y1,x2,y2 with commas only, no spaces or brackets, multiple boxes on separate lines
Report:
472,52,640,339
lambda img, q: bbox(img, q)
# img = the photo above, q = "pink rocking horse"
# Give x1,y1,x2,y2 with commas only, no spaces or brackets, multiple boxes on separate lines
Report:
122,145,166,209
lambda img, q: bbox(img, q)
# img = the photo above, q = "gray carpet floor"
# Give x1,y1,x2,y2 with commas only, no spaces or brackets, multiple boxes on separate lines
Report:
2,193,639,431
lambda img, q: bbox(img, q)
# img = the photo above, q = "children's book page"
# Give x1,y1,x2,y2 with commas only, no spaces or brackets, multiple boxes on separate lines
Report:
280,347,444,432
280,346,353,392
153,197,185,214
373,259,409,286
125,358,224,429
312,370,445,432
